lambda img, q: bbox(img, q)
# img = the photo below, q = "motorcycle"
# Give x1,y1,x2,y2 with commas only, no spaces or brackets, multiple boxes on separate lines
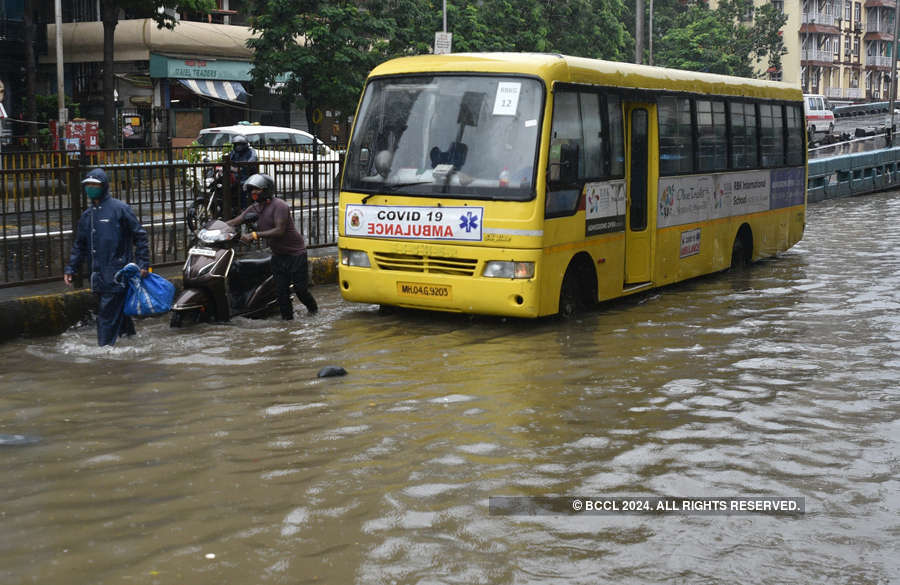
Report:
186,165,236,233
170,215,283,327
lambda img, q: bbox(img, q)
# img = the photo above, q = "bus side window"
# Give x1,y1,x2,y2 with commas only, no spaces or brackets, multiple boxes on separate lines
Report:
785,105,804,166
658,96,694,175
607,95,625,177
547,91,583,215
697,99,727,172
730,101,758,169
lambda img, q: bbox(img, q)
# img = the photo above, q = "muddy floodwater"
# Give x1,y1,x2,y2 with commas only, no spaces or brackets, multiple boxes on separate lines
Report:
2,193,899,584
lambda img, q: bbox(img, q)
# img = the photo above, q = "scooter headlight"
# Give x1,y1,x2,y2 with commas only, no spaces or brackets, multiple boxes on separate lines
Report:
340,249,371,267
482,261,534,279
198,228,231,243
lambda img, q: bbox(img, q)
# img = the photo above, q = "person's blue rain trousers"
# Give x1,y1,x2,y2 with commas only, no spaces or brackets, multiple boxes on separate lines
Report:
64,168,150,346
96,290,136,346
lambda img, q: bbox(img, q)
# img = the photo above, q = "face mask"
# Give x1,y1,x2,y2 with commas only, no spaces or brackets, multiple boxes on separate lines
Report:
85,185,104,199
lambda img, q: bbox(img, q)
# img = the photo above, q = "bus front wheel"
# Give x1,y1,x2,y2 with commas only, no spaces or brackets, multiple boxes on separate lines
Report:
558,256,596,317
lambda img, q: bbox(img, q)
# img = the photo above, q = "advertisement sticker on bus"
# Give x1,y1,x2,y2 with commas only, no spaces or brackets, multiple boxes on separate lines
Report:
657,176,713,228
727,171,770,215
679,228,702,258
770,167,805,209
345,204,484,241
659,171,780,228
584,180,626,236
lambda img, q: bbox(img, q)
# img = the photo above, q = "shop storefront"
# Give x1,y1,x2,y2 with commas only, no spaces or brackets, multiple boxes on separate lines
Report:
42,19,301,148
150,54,253,146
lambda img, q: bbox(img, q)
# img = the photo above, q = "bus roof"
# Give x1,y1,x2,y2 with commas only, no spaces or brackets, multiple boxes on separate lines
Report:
368,53,802,101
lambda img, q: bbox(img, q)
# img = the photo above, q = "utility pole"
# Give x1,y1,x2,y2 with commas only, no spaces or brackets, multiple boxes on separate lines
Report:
649,0,654,66
55,0,67,149
890,0,900,145
635,0,644,64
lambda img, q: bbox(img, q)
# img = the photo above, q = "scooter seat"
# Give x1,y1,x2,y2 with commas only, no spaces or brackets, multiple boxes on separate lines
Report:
237,257,271,268
230,256,273,296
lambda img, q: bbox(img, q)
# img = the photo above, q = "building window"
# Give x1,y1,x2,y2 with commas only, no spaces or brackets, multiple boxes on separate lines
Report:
845,0,851,21
773,0,783,13
854,2,861,22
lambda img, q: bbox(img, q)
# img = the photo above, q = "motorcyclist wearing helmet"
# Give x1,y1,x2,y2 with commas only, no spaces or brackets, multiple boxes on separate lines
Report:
227,173,318,319
229,134,259,209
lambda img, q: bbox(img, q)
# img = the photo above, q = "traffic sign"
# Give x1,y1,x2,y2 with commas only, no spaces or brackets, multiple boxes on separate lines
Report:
434,32,452,55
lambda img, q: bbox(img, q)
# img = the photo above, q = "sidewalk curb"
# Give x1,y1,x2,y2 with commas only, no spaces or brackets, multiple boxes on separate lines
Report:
0,255,339,343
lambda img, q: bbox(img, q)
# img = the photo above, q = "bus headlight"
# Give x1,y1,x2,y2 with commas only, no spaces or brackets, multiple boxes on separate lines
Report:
482,261,534,279
341,249,371,267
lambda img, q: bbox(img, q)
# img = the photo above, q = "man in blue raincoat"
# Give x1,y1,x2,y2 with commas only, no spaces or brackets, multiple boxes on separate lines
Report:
64,168,150,346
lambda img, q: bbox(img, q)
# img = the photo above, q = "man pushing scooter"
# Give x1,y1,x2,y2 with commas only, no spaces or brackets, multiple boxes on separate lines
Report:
227,174,318,320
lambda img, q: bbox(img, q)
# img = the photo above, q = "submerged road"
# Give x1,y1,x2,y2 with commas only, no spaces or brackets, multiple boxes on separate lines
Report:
1,191,899,584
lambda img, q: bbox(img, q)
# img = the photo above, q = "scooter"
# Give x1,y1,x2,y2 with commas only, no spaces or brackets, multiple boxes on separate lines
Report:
170,216,282,327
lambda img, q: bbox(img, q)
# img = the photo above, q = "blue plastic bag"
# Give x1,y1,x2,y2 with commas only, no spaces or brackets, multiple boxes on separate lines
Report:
114,263,176,317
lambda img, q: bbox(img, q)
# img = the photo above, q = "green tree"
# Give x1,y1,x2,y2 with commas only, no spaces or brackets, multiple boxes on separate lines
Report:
99,1,215,147
655,0,786,77
545,0,628,60
246,0,391,132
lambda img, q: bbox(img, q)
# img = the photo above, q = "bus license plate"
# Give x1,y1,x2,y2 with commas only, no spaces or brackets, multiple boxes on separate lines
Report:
397,281,452,300
189,247,217,257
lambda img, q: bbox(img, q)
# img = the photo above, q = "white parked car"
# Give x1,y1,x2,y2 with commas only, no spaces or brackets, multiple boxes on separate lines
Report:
195,124,341,194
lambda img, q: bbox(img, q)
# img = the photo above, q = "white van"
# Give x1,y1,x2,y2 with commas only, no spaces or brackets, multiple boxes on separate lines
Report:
804,94,834,137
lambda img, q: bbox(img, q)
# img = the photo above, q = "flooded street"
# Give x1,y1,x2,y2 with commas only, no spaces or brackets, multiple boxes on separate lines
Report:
2,193,899,584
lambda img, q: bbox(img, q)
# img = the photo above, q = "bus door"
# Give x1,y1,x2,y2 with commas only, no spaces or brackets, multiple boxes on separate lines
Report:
623,102,655,285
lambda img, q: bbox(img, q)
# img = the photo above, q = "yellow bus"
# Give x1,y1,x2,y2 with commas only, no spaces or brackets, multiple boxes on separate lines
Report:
337,53,806,317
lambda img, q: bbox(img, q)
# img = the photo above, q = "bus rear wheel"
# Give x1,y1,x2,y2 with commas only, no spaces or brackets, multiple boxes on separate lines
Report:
731,226,753,269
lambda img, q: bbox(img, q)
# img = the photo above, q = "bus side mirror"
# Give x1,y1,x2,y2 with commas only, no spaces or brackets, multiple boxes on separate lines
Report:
374,150,393,178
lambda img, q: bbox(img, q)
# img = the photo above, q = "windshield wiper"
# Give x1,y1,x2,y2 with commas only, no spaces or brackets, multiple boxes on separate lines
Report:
360,181,433,204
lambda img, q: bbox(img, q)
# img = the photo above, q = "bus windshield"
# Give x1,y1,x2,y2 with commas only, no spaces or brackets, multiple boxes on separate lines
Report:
343,75,543,200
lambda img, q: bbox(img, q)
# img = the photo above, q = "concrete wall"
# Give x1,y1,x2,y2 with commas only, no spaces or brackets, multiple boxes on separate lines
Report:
0,255,337,344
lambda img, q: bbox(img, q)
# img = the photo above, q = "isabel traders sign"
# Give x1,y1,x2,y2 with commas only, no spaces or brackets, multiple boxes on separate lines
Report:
345,204,484,241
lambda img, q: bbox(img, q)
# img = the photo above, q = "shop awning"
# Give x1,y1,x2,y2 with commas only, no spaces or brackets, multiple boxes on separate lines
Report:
178,79,249,104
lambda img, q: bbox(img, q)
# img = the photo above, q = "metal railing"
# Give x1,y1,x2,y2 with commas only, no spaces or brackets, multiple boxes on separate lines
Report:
802,10,839,27
807,143,900,202
0,144,342,288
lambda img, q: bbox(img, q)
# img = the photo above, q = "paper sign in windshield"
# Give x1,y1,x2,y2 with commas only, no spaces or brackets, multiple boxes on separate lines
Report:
493,82,521,116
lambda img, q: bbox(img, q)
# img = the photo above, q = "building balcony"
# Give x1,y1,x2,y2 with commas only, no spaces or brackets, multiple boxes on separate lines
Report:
802,48,839,63
866,54,894,68
802,11,840,27
866,20,895,34
825,87,844,99
864,0,896,8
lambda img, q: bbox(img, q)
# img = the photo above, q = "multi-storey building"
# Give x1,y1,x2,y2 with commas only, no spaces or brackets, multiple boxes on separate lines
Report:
701,0,899,103
781,0,898,102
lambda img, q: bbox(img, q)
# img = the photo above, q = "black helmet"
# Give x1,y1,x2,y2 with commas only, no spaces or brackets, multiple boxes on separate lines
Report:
232,134,249,153
244,173,275,201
